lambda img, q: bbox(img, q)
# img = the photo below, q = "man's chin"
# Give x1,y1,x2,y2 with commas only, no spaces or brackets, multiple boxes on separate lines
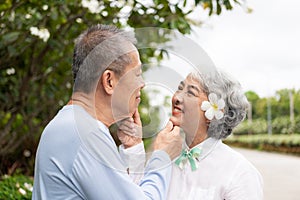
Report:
114,115,130,124
112,110,132,122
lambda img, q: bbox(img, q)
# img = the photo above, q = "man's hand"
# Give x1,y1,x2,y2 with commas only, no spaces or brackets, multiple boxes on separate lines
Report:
117,109,143,148
153,121,182,160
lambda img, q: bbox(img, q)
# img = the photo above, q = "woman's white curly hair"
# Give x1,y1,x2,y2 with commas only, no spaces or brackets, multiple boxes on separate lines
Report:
188,69,249,139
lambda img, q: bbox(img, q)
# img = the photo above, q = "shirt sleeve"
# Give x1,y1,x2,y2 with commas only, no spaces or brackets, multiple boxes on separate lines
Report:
139,150,173,200
72,147,172,200
119,141,146,184
224,165,264,200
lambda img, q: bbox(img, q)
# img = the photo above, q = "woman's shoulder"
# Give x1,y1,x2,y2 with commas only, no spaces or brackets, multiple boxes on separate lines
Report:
215,142,254,167
218,142,261,173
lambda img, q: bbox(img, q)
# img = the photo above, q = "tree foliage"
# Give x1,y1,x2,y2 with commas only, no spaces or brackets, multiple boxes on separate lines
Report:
240,89,300,135
0,0,242,175
246,89,300,120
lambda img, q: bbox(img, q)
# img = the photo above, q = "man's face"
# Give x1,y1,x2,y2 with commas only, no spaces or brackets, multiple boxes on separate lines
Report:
111,49,144,120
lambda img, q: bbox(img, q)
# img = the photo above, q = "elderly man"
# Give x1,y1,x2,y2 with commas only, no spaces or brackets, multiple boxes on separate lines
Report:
32,24,182,199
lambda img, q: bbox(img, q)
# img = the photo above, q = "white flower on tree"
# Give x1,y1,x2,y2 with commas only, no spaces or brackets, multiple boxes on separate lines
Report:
29,27,50,42
81,0,104,14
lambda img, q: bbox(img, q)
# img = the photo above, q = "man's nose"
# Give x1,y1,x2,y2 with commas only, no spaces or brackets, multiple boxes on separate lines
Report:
139,77,145,89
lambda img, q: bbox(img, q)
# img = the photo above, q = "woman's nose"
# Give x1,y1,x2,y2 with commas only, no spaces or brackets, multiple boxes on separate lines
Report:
173,92,183,105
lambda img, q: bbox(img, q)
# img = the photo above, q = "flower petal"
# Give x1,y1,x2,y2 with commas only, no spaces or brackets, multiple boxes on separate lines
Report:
217,99,225,109
201,101,211,111
208,93,218,104
205,108,214,120
215,110,224,120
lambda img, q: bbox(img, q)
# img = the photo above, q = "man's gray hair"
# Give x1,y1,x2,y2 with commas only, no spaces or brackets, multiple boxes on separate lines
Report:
189,70,249,139
72,24,137,93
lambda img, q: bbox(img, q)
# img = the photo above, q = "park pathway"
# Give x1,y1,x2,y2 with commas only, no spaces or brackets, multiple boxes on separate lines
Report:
234,147,300,200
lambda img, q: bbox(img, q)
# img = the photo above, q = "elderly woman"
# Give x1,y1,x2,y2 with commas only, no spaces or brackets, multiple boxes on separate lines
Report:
117,69,263,199
167,70,263,200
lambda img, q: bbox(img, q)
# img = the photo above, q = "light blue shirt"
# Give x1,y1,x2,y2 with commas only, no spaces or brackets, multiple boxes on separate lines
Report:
32,105,171,200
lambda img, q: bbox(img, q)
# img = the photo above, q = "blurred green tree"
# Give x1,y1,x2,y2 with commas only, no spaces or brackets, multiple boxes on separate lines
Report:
245,90,260,119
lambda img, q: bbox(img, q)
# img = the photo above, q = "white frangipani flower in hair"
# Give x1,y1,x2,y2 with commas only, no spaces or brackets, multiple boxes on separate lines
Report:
201,93,225,120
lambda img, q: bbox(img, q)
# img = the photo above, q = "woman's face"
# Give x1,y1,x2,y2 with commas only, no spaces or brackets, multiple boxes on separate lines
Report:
170,75,208,144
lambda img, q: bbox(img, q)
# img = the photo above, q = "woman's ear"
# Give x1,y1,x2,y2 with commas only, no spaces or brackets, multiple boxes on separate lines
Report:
101,70,117,95
206,119,211,127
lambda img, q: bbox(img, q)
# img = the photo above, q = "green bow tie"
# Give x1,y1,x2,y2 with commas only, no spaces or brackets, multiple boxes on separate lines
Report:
175,147,202,171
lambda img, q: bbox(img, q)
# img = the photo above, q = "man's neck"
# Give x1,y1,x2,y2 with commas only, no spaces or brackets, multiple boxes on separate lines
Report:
69,92,114,127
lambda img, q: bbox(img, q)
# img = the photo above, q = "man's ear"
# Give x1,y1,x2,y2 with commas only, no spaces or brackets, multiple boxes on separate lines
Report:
101,69,117,95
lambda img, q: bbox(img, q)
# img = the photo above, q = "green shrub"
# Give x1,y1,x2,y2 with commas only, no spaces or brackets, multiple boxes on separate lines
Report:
233,119,267,135
225,134,300,155
233,116,300,135
0,174,33,200
294,116,300,133
272,117,293,134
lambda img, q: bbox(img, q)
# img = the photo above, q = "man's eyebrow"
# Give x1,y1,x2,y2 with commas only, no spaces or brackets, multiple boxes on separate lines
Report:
179,81,185,86
187,84,200,93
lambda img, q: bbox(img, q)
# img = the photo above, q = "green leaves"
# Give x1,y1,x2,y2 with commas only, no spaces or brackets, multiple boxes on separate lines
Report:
193,0,235,16
246,89,300,121
0,174,33,200
2,32,20,44
0,0,12,11
224,0,233,10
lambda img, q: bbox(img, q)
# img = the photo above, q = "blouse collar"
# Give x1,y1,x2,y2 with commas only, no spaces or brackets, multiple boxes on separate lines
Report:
184,137,221,161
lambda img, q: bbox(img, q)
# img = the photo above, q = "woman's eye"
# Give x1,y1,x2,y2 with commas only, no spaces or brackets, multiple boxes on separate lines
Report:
187,90,196,96
178,86,183,90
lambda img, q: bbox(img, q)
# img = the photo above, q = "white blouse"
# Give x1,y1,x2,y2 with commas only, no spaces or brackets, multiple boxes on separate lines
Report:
167,138,264,200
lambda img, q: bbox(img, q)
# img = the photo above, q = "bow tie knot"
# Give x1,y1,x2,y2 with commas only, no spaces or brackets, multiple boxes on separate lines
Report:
175,147,202,171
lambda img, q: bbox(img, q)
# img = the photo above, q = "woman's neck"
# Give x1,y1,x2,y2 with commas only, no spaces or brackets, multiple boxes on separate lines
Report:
187,132,208,149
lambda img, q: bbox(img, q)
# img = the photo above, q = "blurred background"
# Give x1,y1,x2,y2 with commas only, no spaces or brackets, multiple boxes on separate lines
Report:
0,0,299,199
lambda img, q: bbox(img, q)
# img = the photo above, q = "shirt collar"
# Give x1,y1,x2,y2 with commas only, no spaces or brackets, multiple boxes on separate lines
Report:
184,137,221,160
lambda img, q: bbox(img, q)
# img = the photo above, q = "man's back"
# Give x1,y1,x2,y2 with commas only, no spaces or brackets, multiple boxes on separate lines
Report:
32,105,127,199
33,105,88,199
